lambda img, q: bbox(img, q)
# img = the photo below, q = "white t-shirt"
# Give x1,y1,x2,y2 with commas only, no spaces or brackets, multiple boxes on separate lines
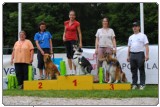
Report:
95,28,115,48
128,32,149,52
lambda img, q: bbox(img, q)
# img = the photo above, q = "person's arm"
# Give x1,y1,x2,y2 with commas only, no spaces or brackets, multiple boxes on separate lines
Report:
145,44,149,61
11,50,14,65
63,27,66,42
95,37,99,54
30,49,34,64
77,26,82,48
50,39,53,54
35,40,44,55
127,46,131,62
112,37,117,54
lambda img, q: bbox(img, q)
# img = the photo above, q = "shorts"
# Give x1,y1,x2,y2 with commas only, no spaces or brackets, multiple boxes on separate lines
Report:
64,40,77,59
37,48,50,69
97,47,113,59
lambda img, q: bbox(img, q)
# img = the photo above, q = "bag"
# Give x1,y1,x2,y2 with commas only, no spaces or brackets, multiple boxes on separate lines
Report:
7,74,18,89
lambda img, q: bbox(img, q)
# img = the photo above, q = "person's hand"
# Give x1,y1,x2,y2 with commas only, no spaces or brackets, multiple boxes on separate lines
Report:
11,59,13,65
95,49,98,54
50,53,54,58
145,55,149,61
127,56,130,62
30,58,33,64
63,37,66,42
79,43,82,48
41,50,45,55
113,50,116,54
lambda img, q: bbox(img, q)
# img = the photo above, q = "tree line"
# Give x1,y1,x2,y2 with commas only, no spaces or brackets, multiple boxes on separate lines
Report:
3,3,158,51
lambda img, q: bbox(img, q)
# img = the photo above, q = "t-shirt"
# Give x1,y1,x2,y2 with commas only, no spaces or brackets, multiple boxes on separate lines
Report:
64,20,80,41
128,32,149,52
13,39,34,64
34,31,52,48
95,28,115,48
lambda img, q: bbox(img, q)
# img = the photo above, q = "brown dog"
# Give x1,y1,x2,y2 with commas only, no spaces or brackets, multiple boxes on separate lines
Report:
99,53,127,83
43,54,60,79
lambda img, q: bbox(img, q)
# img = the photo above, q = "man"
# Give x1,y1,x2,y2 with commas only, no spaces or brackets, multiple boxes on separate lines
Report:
127,21,149,90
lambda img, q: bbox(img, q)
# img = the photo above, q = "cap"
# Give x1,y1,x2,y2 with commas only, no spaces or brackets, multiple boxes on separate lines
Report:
132,22,140,26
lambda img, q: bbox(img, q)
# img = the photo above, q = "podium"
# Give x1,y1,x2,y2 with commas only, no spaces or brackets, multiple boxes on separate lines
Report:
24,75,131,90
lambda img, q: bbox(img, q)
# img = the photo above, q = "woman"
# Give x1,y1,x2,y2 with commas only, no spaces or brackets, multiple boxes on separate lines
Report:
34,21,53,79
11,31,34,89
63,10,82,75
95,17,117,82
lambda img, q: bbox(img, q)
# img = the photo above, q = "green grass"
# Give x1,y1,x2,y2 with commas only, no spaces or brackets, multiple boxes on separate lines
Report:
3,85,158,98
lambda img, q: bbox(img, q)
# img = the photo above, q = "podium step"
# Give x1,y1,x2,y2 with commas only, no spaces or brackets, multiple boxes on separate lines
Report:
24,75,131,90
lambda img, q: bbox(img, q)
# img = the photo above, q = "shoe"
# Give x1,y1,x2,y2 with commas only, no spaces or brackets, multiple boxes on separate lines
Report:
72,70,76,75
67,70,72,75
132,85,137,90
139,85,145,90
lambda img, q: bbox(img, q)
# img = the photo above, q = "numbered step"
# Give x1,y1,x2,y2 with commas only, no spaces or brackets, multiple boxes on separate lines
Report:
24,80,58,90
58,75,93,90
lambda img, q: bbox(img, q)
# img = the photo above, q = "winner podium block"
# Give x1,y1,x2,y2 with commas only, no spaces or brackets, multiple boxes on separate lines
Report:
58,75,93,90
24,75,131,90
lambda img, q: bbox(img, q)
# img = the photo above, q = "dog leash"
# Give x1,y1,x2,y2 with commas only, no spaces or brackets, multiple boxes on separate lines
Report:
108,62,113,72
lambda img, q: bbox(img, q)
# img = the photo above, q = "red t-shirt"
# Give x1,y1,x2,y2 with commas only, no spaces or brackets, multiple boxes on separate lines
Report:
64,20,80,41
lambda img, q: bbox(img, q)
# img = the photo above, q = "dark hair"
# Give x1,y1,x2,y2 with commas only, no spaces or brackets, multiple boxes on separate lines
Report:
38,21,46,32
69,10,76,16
102,17,109,26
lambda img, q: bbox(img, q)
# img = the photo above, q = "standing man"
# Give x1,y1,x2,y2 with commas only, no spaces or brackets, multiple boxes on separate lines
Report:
127,21,149,90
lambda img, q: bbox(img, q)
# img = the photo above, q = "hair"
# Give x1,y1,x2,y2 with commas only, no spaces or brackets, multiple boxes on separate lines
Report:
19,30,26,36
19,30,27,39
38,21,46,32
69,10,76,16
102,17,109,27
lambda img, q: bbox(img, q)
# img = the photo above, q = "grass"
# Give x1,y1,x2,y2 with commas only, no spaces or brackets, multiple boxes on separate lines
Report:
3,85,158,98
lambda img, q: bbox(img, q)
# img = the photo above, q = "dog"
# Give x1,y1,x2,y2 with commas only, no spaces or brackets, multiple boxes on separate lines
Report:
72,45,93,75
43,54,60,79
99,52,127,83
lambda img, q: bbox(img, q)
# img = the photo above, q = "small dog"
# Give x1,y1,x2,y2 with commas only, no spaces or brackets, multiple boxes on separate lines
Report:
73,45,93,75
43,54,60,79
99,52,127,83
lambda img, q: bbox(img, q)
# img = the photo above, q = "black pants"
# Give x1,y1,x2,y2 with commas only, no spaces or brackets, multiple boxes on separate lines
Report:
14,63,29,86
64,40,77,59
37,48,50,69
130,52,145,86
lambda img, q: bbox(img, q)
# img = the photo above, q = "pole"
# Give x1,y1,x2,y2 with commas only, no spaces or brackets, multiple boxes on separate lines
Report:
18,3,22,40
140,3,144,33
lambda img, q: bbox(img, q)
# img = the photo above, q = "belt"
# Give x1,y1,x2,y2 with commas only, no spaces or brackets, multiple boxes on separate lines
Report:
130,52,144,54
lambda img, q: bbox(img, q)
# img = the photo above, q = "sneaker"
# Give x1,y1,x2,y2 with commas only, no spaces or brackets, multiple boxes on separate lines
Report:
132,85,137,90
139,85,145,90
67,70,72,75
72,70,76,75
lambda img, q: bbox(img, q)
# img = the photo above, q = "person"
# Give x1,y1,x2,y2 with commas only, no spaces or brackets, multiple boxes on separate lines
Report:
95,17,117,82
63,10,82,75
34,21,53,79
11,31,34,89
127,21,149,90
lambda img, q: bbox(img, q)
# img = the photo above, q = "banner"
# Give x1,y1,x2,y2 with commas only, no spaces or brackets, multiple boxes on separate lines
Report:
82,45,158,84
3,45,158,84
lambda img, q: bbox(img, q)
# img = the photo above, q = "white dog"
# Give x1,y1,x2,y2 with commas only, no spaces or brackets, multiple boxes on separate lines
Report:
72,45,93,75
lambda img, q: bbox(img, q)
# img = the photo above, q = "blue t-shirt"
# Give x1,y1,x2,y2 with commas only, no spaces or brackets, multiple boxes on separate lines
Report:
34,31,52,48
